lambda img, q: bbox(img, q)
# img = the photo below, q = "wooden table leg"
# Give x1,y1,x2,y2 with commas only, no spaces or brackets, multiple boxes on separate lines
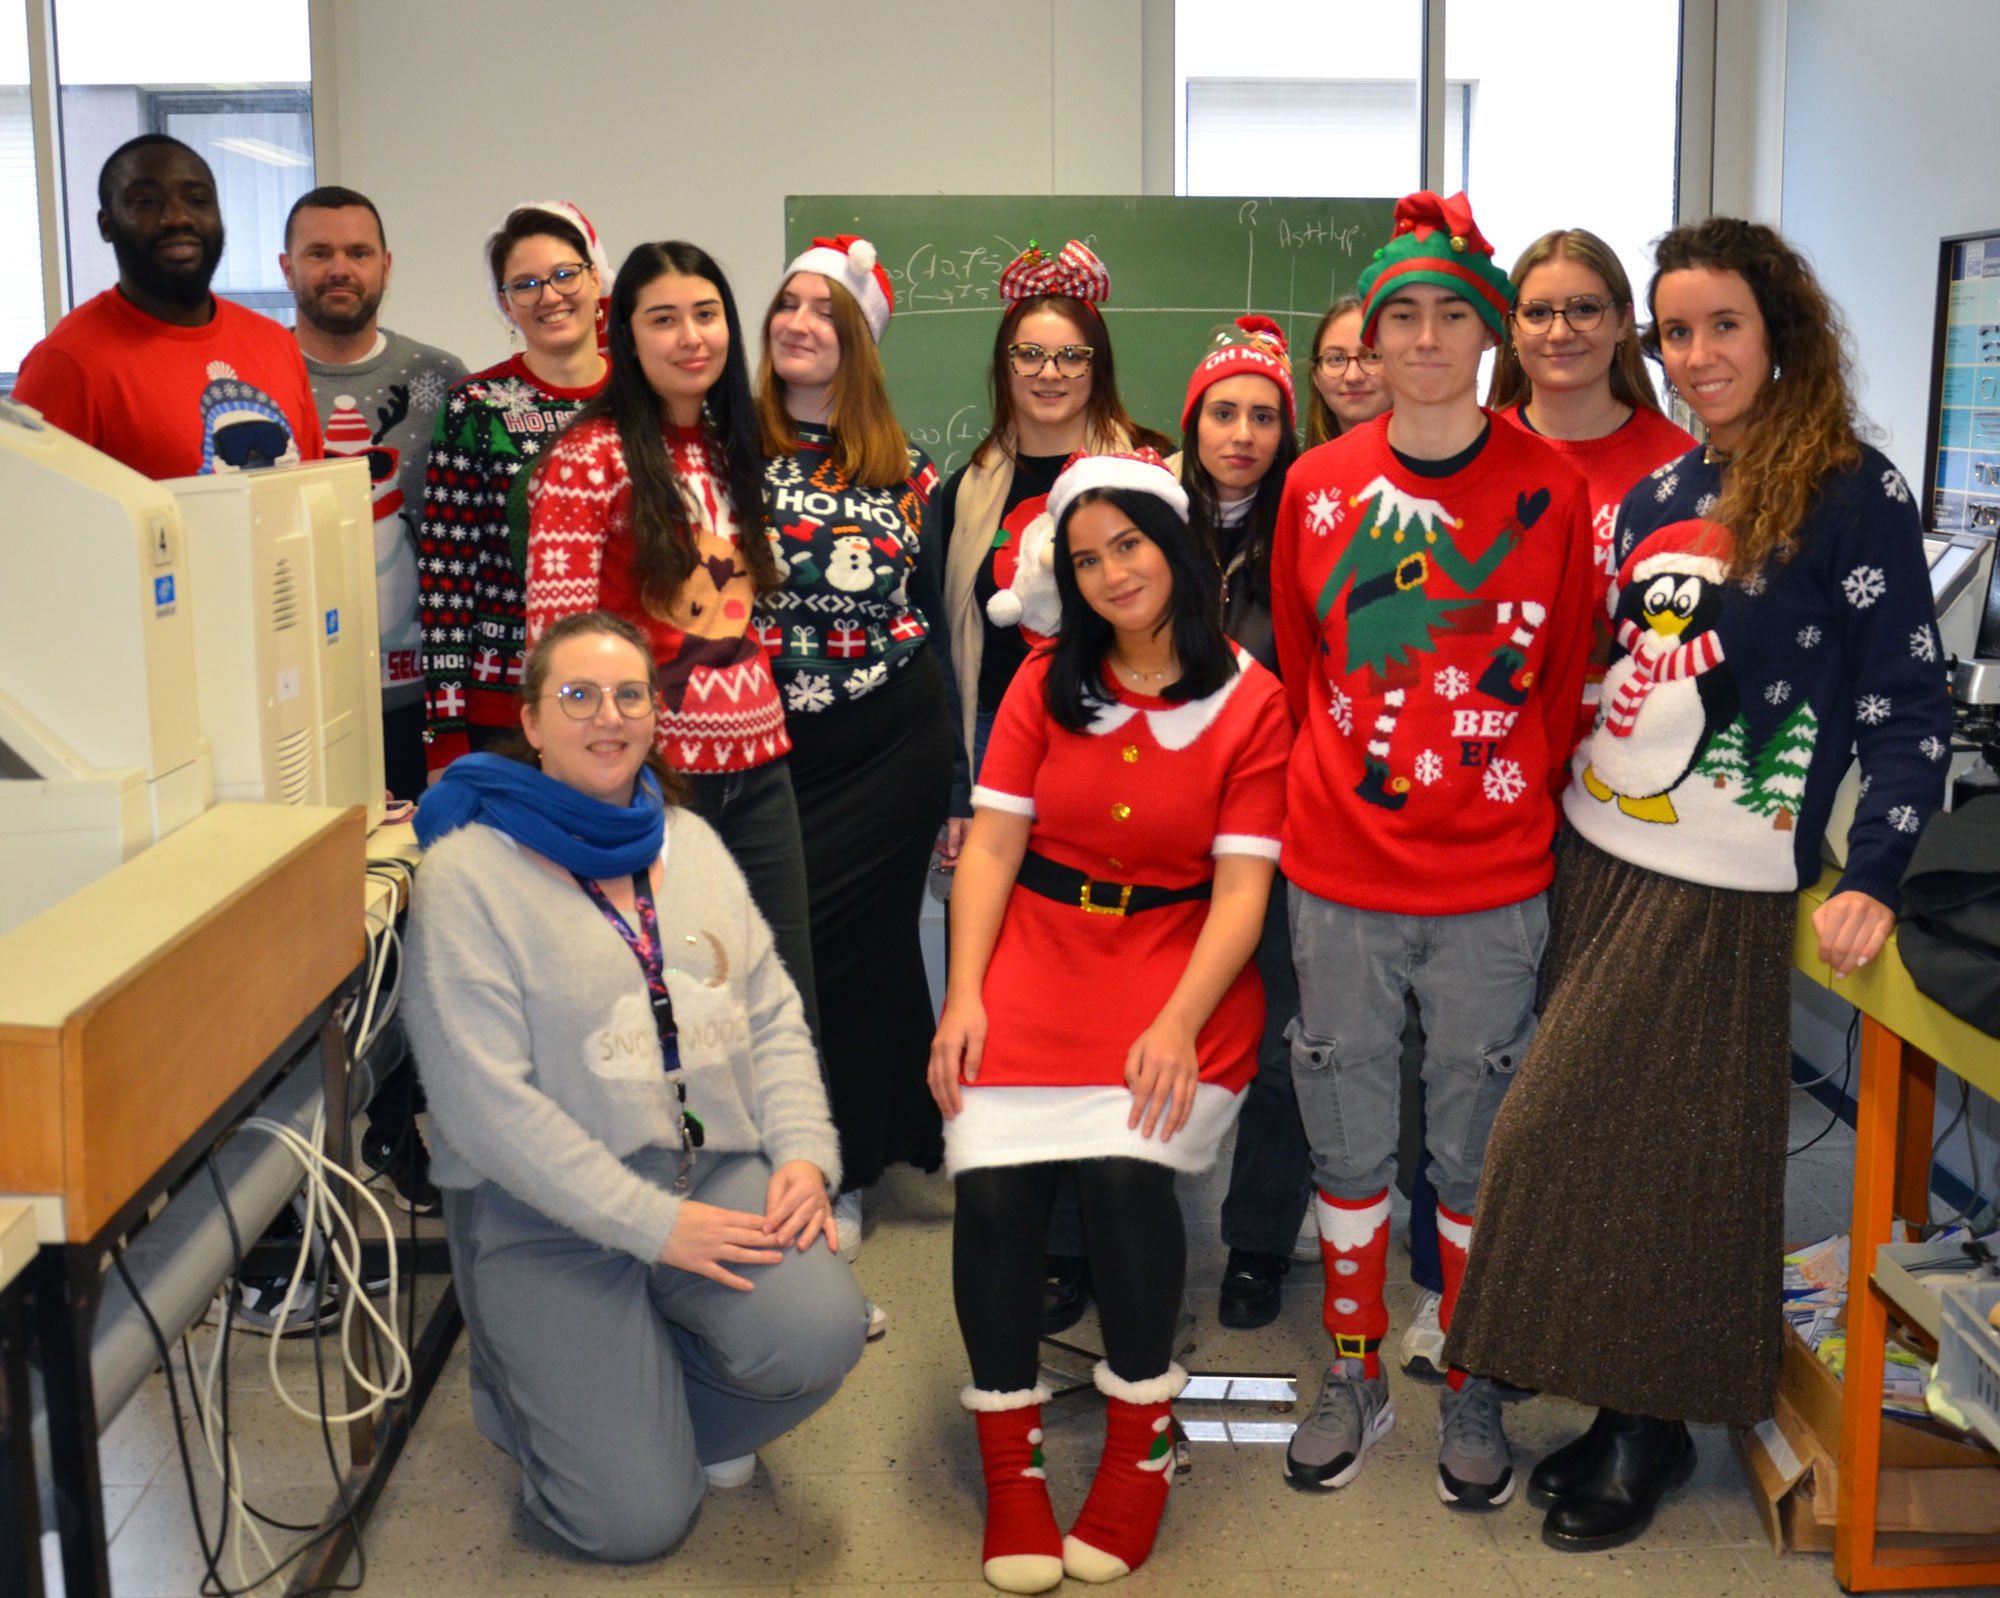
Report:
1895,1045,1938,1226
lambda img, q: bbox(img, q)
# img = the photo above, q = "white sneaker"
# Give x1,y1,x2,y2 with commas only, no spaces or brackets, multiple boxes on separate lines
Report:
834,1190,862,1260
1293,1210,1322,1263
703,1453,757,1489
864,1297,888,1340
1400,1288,1446,1376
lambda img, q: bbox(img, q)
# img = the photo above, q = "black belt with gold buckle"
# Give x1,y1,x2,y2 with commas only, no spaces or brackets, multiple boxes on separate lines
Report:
1015,850,1212,917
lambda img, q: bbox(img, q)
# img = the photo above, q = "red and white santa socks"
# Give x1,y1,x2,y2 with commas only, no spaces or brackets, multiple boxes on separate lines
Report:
963,1384,1063,1594
1438,1200,1475,1392
1063,1362,1186,1583
1315,1189,1392,1377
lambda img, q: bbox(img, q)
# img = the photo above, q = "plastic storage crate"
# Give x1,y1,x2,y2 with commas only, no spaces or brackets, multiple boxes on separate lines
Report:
1935,1280,2000,1449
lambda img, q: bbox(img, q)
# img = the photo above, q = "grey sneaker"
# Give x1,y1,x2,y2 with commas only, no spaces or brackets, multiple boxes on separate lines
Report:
1285,1356,1394,1489
1436,1376,1515,1509
1399,1289,1446,1376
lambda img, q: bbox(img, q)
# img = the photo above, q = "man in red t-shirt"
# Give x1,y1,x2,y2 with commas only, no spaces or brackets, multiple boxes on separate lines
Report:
14,134,322,480
1270,192,1593,1510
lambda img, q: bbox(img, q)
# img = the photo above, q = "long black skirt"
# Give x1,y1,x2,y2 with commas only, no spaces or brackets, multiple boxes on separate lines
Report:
1443,830,1797,1426
787,648,952,1189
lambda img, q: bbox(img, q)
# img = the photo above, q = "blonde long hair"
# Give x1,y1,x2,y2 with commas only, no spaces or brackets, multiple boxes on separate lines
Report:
755,275,913,489
1486,228,1664,417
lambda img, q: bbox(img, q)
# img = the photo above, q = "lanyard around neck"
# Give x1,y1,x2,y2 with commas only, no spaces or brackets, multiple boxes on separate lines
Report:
572,869,682,1075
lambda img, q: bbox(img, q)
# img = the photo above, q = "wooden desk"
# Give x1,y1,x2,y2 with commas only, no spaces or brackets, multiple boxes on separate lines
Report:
1795,866,2000,1589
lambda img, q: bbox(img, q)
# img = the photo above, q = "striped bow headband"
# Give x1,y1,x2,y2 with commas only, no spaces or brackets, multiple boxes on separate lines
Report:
998,238,1112,306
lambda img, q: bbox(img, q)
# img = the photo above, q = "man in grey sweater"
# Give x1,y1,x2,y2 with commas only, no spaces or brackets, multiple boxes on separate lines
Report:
401,808,864,1561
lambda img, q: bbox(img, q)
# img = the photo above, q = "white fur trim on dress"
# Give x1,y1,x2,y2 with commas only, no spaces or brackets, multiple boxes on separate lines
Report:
1212,834,1282,860
945,1084,1242,1177
1436,1208,1473,1250
1092,1361,1189,1406
1314,1190,1393,1251
1084,646,1255,751
971,785,1036,817
961,1383,1053,1413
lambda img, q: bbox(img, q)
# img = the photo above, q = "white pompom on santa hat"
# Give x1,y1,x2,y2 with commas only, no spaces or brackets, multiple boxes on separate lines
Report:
784,234,895,342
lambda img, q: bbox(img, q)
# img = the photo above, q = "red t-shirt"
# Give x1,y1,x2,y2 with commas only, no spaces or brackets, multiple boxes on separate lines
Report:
14,289,323,480
969,648,1292,1094
1271,414,1594,915
1497,404,1697,748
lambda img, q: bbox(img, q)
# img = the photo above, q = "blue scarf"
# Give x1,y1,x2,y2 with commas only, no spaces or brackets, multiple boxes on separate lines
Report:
413,753,666,878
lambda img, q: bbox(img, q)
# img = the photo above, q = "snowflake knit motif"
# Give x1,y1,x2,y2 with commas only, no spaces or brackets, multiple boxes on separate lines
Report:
1694,493,1717,517
1482,758,1526,804
1843,565,1887,609
1326,684,1354,734
786,672,834,713
1764,680,1792,706
1856,693,1891,726
1888,804,1921,833
1882,468,1911,503
1653,473,1679,502
1796,625,1822,649
1911,624,1938,662
408,368,450,414
1434,664,1471,700
1413,749,1444,786
1921,735,1947,762
1306,488,1343,537
845,661,888,697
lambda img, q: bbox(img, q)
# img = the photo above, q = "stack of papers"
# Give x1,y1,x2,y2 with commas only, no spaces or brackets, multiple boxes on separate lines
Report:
1782,1227,1939,1416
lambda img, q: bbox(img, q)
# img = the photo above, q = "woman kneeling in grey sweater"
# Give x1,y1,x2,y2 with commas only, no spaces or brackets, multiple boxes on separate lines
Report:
402,610,864,1562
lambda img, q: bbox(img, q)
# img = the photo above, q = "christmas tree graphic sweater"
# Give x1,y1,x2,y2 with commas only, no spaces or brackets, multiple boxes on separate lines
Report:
525,415,788,776
1271,415,1595,915
418,355,604,770
1566,445,1951,905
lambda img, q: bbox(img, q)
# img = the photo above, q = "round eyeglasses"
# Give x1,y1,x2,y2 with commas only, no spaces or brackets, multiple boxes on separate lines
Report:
547,680,658,720
1512,296,1618,334
1008,342,1095,379
502,263,592,306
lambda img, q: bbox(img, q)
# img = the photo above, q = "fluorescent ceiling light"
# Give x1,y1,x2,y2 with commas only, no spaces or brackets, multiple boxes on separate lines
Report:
209,136,310,168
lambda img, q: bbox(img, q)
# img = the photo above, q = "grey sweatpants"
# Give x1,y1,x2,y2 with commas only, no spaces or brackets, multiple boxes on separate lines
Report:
443,1148,867,1562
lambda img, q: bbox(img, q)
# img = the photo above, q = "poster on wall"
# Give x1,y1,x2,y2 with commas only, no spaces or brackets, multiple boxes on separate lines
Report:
1926,228,2000,538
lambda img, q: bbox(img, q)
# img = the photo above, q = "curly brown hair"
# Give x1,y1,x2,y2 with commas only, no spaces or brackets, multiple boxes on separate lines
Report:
1641,218,1863,585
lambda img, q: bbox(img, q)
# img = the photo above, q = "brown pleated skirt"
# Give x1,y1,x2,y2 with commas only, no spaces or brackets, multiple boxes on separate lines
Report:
1443,830,1797,1427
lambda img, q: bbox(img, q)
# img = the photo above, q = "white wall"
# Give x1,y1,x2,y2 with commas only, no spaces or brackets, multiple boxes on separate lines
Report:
312,0,1150,374
1781,0,2000,466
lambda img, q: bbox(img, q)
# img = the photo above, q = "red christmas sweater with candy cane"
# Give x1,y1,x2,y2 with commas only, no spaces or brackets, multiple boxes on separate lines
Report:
525,415,788,775
1270,414,1595,915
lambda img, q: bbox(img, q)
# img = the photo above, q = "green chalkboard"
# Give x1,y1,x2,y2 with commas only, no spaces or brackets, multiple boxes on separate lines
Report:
784,196,1397,478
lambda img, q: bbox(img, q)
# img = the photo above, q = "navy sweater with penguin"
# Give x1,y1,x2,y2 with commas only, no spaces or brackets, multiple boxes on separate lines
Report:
1564,443,1951,906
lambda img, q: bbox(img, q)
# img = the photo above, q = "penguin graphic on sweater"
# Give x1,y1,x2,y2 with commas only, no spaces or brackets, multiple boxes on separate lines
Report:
1581,520,1737,824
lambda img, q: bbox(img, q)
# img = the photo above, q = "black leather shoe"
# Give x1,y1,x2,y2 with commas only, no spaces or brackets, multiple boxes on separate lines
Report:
1541,1412,1695,1551
1042,1255,1092,1337
1527,1408,1614,1510
1217,1249,1289,1330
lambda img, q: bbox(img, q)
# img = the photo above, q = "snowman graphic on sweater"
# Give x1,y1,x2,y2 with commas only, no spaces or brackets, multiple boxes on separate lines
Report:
1316,476,1553,810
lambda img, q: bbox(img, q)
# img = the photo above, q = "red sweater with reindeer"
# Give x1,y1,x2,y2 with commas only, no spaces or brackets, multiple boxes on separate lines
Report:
1270,415,1594,914
525,415,788,775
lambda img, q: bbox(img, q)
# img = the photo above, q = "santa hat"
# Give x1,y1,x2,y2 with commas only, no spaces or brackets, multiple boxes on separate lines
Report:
999,239,1111,306
486,199,612,352
1045,449,1188,530
1617,518,1734,591
1356,191,1514,344
1181,315,1296,431
322,395,372,455
784,234,894,342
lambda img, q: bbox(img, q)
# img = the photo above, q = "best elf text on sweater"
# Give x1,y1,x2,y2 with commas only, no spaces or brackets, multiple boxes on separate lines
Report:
1270,414,1596,916
418,354,604,770
1564,444,1952,904
525,414,788,776
758,423,942,712
398,811,837,1264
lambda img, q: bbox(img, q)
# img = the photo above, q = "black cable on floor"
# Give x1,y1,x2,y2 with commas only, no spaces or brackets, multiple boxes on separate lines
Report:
1789,1010,1858,1158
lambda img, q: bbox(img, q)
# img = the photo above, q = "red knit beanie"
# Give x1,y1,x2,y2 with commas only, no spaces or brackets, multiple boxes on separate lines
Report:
1180,316,1295,431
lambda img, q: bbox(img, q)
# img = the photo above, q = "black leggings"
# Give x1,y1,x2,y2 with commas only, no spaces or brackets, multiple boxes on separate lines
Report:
954,1158,1185,1393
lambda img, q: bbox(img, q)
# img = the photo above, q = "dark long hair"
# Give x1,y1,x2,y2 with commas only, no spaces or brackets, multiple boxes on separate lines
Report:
1641,217,1863,584
1179,395,1299,611
504,609,687,804
1043,488,1232,733
972,295,1172,468
558,241,779,610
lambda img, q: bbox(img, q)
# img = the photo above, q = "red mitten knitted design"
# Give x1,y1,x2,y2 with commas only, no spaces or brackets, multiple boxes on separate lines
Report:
965,1387,1062,1594
1063,1363,1186,1583
1317,1188,1392,1377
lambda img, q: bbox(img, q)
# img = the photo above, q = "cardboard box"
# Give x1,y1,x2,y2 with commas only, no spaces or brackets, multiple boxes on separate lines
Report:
1732,1323,2000,1553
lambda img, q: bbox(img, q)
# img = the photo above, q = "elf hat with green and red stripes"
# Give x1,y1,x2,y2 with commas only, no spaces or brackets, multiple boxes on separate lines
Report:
1356,191,1515,344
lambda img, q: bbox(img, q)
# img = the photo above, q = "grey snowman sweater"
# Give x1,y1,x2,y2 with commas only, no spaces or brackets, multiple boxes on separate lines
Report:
401,810,838,1262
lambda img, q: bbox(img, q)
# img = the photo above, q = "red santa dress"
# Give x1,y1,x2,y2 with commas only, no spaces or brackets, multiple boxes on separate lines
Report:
947,646,1293,1176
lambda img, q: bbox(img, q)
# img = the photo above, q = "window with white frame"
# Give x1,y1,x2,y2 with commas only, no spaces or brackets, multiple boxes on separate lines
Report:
0,8,47,383
53,0,313,321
